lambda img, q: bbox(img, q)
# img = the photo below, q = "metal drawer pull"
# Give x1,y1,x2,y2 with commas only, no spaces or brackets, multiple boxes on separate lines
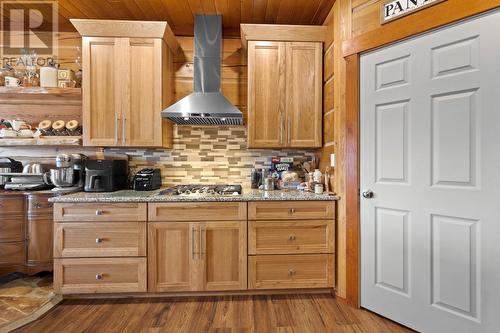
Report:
95,210,103,216
288,269,296,276
289,208,295,214
95,273,103,280
288,235,296,241
34,203,43,208
95,238,103,244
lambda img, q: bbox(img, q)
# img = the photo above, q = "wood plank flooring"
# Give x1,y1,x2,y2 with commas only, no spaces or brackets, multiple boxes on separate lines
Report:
15,295,413,333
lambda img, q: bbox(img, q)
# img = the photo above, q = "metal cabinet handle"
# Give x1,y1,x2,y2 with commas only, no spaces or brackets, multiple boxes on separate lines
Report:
122,118,127,144
191,226,197,260
114,115,119,143
289,208,295,214
34,203,43,209
96,238,103,244
95,273,103,280
288,235,296,241
288,269,296,276
288,118,291,145
200,226,206,256
95,210,103,216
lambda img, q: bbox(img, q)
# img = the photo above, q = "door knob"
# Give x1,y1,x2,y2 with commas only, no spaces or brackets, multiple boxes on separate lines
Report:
362,189,374,199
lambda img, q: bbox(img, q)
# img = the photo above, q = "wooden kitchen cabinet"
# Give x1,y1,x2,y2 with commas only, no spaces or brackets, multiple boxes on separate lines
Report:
0,193,55,276
247,41,286,148
202,221,247,291
73,19,178,148
26,194,54,274
148,222,197,292
148,220,247,292
246,39,322,148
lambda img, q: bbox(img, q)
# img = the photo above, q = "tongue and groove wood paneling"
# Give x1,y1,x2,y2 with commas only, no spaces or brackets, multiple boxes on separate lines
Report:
8,0,335,37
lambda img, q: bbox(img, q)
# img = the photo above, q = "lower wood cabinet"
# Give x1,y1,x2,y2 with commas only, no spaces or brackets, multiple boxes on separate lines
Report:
248,254,334,289
54,257,147,294
54,222,147,257
148,221,247,292
52,200,336,295
248,220,335,255
0,193,54,276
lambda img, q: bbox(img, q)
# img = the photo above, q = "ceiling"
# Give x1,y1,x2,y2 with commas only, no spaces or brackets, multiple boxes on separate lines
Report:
2,0,335,37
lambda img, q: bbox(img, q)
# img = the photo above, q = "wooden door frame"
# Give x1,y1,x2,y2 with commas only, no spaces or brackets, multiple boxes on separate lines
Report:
341,1,500,308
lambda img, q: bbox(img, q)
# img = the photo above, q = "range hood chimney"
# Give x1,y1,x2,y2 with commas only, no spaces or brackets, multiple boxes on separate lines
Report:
161,15,243,125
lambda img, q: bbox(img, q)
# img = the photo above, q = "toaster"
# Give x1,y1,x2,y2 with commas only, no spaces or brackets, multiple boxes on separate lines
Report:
133,168,161,191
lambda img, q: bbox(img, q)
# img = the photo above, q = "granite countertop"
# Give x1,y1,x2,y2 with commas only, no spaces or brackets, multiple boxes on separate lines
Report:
49,188,338,203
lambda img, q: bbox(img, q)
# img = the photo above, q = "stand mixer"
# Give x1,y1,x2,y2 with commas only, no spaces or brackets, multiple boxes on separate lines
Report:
47,153,86,193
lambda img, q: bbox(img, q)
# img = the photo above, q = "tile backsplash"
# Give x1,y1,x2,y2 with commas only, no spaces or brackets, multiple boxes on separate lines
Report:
109,126,317,187
0,126,318,188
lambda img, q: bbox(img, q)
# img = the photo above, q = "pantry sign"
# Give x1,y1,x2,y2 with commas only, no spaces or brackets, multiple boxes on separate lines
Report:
381,0,446,24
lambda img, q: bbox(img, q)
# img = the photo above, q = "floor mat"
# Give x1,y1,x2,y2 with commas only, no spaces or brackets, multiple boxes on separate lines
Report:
0,273,61,333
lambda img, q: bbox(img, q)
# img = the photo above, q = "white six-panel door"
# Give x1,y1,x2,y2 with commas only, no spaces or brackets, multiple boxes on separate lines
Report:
360,9,500,333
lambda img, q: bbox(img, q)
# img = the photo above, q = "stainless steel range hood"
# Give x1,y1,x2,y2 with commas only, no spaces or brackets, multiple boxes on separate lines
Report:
161,15,243,125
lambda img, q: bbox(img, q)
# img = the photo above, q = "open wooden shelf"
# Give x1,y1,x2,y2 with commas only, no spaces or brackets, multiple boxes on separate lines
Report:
0,87,81,95
0,136,82,146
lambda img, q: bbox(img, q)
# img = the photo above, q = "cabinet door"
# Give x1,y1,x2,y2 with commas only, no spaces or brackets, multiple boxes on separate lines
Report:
285,42,322,148
201,221,247,291
247,41,286,148
148,222,200,292
123,38,163,147
82,37,123,146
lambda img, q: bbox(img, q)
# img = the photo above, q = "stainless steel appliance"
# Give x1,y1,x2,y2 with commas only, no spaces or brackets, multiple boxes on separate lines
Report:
161,16,243,125
84,159,128,192
159,184,242,196
0,158,23,187
49,153,87,193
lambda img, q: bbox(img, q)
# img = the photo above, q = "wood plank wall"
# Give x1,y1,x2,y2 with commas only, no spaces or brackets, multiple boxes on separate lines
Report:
173,37,247,119
320,2,348,299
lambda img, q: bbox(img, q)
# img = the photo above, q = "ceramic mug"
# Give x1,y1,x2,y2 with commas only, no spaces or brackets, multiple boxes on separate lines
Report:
5,76,21,87
11,120,31,131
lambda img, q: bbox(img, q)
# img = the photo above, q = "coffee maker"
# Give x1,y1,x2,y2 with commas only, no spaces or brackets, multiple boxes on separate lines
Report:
48,153,86,193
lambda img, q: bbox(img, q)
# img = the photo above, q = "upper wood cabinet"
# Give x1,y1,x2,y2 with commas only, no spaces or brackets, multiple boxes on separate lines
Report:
247,41,286,148
243,25,324,149
72,19,178,148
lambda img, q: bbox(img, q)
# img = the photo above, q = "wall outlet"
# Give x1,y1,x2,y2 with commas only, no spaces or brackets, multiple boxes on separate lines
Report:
330,154,336,167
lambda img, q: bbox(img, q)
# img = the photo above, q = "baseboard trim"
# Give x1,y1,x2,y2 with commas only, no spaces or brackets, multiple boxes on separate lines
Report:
62,288,335,299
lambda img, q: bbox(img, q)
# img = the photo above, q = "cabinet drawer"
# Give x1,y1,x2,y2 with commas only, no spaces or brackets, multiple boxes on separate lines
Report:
54,258,147,294
0,218,25,242
0,196,24,215
54,222,146,257
249,220,334,255
54,203,147,222
148,202,247,221
27,195,54,216
248,254,334,289
0,242,25,264
248,201,334,220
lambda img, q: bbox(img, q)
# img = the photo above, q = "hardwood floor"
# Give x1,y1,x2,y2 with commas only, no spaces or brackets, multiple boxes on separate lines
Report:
15,294,413,333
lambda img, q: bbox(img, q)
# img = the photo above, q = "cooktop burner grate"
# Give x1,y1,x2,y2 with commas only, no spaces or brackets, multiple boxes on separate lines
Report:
159,184,242,196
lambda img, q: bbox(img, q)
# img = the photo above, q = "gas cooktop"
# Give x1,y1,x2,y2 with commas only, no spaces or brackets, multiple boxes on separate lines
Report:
159,184,242,196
